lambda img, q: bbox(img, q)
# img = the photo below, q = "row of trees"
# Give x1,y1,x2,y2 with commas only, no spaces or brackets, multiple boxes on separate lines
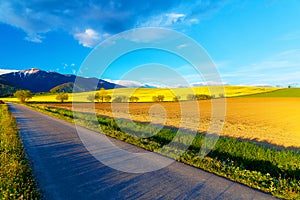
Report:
13,88,224,103
86,94,140,103
186,94,211,101
86,88,111,103
186,93,225,100
14,90,69,103
86,88,141,103
152,95,165,102
87,93,111,102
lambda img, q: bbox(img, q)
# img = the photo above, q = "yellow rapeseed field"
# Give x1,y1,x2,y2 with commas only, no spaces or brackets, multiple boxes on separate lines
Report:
0,86,279,103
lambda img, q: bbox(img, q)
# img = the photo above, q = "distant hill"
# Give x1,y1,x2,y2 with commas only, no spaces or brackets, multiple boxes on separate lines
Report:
240,88,300,98
50,82,87,93
0,83,18,97
0,68,124,95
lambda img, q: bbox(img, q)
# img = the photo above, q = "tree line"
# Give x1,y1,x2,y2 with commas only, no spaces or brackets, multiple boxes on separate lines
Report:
13,88,225,103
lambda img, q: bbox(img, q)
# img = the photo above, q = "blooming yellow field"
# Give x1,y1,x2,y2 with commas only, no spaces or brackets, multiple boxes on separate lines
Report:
40,97,300,148
0,86,279,103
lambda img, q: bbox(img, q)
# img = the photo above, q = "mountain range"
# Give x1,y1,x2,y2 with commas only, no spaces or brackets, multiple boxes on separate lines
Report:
0,68,124,96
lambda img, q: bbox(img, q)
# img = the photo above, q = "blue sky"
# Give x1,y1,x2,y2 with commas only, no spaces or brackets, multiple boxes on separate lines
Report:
0,0,299,87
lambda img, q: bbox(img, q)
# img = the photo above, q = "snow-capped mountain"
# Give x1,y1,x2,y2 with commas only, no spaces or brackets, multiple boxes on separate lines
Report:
0,68,124,94
20,68,40,75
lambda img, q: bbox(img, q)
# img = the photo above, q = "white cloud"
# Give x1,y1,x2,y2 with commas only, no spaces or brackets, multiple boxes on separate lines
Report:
0,1,58,43
104,79,145,87
139,13,186,27
0,1,227,46
104,78,227,88
0,69,19,75
177,43,188,49
189,18,199,24
191,81,227,86
165,13,185,25
25,33,43,43
104,79,190,88
249,83,274,87
74,29,101,48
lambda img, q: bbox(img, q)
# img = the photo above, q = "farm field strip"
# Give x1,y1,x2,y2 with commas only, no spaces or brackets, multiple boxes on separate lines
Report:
0,86,279,103
38,97,300,148
29,103,300,199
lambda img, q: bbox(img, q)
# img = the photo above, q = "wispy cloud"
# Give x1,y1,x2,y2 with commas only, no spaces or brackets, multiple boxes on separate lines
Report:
177,43,189,49
220,49,300,86
140,13,186,27
0,0,227,47
279,30,300,41
192,81,227,86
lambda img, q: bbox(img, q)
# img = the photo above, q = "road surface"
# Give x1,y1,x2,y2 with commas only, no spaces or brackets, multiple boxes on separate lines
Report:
8,103,276,200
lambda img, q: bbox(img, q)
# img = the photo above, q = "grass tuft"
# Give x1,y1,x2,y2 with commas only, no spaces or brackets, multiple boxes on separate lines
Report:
0,104,40,199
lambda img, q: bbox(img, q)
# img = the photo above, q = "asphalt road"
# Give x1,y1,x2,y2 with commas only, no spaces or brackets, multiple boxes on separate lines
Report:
8,103,276,200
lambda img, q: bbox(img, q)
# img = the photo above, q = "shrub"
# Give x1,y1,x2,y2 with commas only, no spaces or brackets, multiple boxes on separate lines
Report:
152,96,159,102
87,94,95,102
105,95,112,102
157,95,165,102
173,95,181,102
129,96,139,103
95,88,111,103
187,94,196,101
14,90,33,103
56,93,69,102
112,96,128,103
187,94,211,101
152,95,164,102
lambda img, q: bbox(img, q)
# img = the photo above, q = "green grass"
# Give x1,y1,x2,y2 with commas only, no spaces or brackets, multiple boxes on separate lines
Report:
241,88,300,98
0,104,40,199
30,104,300,199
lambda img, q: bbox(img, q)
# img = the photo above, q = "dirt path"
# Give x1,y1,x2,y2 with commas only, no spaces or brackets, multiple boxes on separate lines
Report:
9,103,276,200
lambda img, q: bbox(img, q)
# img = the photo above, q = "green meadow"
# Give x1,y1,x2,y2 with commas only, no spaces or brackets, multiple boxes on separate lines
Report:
240,88,300,98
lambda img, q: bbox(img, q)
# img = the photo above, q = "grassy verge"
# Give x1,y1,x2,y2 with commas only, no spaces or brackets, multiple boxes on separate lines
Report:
0,104,40,199
240,88,300,98
30,104,300,199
